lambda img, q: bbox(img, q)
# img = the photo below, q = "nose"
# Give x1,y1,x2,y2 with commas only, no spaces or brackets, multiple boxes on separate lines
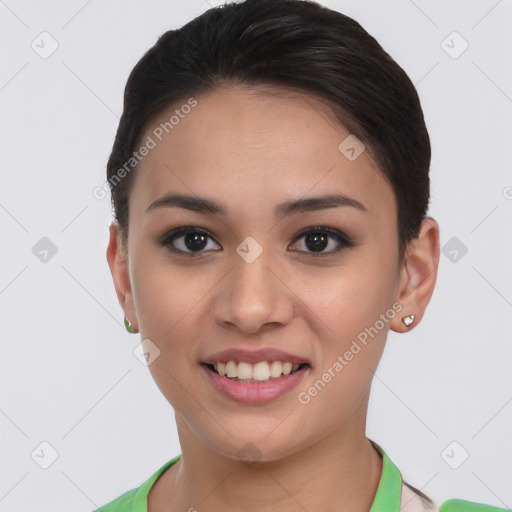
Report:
211,250,295,334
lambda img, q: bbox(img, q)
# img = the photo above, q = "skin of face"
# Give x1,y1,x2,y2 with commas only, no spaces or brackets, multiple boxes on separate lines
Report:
106,84,440,511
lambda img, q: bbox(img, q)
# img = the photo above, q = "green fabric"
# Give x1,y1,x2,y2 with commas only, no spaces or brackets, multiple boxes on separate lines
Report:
92,455,181,512
440,499,510,511
91,446,510,511
132,455,181,510
369,440,402,512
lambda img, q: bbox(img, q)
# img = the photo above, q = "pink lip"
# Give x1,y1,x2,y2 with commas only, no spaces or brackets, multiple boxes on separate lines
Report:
201,363,310,403
201,347,310,365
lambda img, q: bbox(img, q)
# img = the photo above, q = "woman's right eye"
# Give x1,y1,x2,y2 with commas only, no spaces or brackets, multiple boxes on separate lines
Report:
159,227,221,256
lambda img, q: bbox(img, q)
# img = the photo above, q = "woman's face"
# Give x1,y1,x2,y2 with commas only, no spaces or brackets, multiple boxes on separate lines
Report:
109,84,418,461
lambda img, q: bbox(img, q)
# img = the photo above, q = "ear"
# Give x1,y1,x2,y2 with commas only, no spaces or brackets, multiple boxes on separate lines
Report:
106,222,138,332
391,217,440,333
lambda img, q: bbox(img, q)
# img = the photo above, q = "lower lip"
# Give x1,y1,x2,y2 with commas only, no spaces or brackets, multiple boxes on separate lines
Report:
200,364,310,403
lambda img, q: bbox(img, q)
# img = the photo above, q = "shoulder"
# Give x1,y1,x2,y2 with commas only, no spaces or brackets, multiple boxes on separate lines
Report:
89,455,181,512
401,482,510,512
90,487,138,512
401,481,439,511
439,499,511,512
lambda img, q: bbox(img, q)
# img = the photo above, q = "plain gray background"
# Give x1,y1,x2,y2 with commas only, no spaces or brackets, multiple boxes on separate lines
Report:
1,0,511,510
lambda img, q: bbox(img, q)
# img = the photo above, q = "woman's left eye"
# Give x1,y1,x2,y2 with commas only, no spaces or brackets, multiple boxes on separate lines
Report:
289,227,355,257
159,226,354,257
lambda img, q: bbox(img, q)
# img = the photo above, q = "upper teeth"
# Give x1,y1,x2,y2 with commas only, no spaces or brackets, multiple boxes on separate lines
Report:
213,361,301,380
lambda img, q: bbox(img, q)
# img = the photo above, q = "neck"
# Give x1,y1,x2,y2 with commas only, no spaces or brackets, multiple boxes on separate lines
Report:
149,414,383,512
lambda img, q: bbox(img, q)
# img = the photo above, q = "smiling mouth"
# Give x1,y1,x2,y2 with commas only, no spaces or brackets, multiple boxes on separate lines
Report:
202,362,310,383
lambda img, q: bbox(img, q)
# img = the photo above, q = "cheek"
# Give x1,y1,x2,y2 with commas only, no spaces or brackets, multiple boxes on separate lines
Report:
298,246,398,385
294,265,394,430
303,256,397,336
131,245,208,334
133,262,208,409
130,258,208,395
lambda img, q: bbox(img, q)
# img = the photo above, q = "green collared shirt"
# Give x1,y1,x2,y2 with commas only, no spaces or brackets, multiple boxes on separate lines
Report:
92,442,509,512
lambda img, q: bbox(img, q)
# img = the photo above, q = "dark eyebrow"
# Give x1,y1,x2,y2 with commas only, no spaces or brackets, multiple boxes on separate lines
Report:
146,193,227,215
145,192,367,217
275,193,367,217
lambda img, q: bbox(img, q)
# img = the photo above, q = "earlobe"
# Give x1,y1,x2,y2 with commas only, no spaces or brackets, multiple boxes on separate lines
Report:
106,222,139,332
391,217,440,334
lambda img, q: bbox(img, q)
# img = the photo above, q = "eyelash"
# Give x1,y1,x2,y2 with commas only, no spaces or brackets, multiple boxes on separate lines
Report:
158,226,356,258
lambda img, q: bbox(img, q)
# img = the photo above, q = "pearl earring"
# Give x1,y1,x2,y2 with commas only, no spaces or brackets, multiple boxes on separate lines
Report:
402,314,415,328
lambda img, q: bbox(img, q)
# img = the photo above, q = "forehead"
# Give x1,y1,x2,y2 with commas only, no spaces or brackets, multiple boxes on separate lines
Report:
129,84,396,223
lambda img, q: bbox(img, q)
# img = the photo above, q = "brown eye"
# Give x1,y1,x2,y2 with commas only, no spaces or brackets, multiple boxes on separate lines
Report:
289,227,354,257
159,225,355,258
160,227,220,255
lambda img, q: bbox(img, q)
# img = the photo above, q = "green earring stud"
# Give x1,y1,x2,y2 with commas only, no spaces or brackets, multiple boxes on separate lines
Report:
124,316,135,333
